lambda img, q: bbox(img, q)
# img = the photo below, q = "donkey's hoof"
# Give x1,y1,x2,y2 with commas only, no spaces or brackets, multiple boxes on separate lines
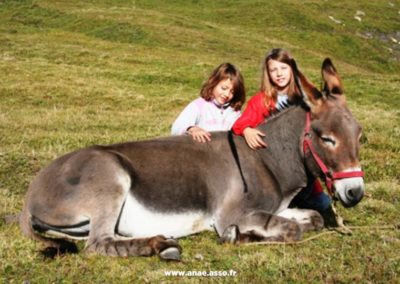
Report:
159,247,181,261
219,225,239,244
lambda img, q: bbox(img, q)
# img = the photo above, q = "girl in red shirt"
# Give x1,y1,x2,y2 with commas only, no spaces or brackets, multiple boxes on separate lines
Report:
232,48,331,213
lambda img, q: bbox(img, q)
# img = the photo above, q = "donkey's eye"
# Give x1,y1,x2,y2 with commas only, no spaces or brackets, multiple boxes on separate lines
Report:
321,136,336,147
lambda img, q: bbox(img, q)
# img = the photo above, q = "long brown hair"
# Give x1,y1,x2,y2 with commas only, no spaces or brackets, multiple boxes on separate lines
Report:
261,48,301,109
200,63,246,111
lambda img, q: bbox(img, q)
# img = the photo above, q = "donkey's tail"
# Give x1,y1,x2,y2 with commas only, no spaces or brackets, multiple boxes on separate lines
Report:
20,204,77,254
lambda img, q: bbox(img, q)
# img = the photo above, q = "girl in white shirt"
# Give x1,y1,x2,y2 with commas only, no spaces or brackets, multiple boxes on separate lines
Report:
171,63,246,142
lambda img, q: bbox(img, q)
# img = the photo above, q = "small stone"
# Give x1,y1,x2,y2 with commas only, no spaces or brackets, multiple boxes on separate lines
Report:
194,253,204,261
355,10,365,16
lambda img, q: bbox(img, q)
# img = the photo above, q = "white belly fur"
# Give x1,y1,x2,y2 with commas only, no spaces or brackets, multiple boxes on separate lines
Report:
118,193,214,238
276,188,302,213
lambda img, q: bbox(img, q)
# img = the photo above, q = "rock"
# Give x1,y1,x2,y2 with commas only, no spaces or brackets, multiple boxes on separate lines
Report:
194,253,204,261
355,10,365,17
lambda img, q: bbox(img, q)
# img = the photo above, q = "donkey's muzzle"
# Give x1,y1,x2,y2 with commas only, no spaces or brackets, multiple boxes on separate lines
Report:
333,177,365,207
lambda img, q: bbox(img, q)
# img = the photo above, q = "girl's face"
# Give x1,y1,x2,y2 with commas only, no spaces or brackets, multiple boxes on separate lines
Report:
267,59,292,92
213,78,234,105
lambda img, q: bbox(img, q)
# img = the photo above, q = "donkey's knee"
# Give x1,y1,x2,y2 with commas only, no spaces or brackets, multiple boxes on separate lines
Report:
219,225,240,244
277,208,324,232
217,211,303,244
266,215,302,242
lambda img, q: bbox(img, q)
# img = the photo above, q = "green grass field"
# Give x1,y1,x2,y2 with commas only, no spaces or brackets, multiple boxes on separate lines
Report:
1,0,399,282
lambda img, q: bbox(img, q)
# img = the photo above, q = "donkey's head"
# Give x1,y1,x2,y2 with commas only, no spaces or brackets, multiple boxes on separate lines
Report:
294,58,365,207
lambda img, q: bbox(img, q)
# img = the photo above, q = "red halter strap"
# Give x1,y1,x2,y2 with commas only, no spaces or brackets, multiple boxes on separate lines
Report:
303,112,364,195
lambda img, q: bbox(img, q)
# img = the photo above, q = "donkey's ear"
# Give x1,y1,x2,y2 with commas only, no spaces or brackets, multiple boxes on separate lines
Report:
290,58,323,109
321,58,343,95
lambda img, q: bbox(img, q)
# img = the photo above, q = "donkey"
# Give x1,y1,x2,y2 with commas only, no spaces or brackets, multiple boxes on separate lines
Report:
20,58,364,260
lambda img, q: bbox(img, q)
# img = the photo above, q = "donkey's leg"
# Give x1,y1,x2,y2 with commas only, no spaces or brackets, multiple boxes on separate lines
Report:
86,201,182,260
83,154,181,260
277,208,324,233
218,211,303,244
85,186,181,259
88,234,181,260
81,152,181,260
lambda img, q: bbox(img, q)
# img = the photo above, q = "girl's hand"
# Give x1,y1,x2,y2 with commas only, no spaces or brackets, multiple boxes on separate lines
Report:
187,126,212,143
243,127,267,150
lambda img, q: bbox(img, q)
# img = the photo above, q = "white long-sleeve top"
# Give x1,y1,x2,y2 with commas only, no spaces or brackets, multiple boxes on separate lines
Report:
171,98,241,135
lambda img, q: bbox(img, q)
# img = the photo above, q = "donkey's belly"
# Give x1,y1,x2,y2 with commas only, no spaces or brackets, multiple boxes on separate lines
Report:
117,193,214,238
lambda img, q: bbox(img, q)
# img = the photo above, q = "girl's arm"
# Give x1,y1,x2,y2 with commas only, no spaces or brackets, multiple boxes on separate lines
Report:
231,93,269,135
232,93,271,149
171,100,200,135
171,99,211,142
186,126,211,143
242,127,266,149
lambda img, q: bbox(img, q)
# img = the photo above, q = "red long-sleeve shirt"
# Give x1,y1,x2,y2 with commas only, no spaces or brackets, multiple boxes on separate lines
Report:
231,91,324,194
232,91,275,135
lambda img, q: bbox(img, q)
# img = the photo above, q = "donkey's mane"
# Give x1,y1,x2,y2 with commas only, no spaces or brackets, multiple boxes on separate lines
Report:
263,100,308,125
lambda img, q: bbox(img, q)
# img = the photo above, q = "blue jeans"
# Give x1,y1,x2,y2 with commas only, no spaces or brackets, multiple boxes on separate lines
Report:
289,179,331,212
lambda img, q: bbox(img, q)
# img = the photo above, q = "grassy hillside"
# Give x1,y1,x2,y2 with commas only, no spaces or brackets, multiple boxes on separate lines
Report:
1,0,399,282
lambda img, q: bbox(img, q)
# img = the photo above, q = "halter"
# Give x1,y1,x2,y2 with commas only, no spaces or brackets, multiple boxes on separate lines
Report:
303,112,364,196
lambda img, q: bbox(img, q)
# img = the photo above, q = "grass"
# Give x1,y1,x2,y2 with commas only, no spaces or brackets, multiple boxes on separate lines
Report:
0,0,399,282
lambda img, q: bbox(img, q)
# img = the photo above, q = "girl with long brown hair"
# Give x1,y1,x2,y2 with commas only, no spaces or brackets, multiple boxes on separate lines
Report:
232,48,331,213
172,63,245,142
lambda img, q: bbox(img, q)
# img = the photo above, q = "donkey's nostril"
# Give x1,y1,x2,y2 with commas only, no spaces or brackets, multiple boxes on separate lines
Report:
347,189,355,198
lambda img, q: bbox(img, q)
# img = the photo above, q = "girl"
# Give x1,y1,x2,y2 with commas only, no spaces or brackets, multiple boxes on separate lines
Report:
171,63,245,142
232,48,331,213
